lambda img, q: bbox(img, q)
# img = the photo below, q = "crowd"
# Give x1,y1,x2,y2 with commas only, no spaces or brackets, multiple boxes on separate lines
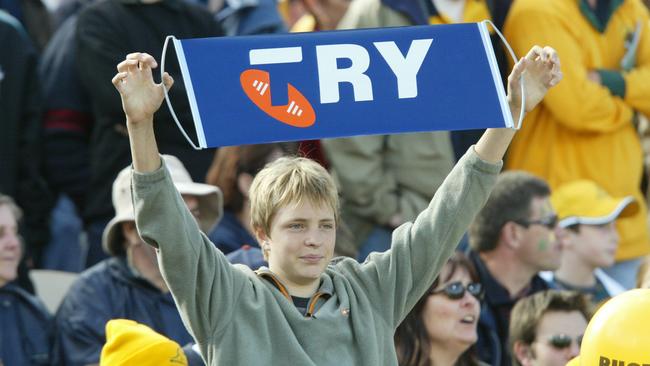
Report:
1,0,650,365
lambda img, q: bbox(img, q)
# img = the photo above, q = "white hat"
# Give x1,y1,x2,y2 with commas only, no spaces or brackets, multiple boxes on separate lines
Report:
102,155,222,256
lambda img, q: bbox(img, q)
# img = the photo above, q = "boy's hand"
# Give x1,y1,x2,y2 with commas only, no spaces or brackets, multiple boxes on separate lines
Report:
507,46,562,113
112,52,174,124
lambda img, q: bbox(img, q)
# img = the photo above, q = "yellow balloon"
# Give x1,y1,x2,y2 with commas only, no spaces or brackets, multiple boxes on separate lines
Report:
578,289,650,366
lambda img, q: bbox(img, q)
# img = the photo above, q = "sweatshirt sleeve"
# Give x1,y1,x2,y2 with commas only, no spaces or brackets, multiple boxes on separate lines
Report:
504,4,634,133
131,160,249,342
345,147,501,327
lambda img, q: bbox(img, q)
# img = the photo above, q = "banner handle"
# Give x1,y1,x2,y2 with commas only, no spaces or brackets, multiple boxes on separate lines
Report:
482,20,525,130
161,35,202,150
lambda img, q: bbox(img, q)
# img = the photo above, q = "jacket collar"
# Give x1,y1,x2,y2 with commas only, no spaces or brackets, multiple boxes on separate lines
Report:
579,0,624,33
469,250,550,306
255,267,334,301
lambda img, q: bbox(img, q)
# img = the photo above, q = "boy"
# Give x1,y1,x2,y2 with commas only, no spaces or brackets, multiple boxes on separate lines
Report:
544,180,638,304
111,44,561,365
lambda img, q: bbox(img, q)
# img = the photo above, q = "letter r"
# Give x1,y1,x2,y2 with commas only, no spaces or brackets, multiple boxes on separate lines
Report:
316,44,373,104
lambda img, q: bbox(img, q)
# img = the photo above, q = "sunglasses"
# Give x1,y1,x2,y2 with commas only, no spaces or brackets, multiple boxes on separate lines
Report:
513,214,558,230
546,334,583,350
430,281,483,300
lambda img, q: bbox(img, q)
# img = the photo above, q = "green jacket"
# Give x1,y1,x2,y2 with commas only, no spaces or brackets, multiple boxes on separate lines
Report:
132,148,501,365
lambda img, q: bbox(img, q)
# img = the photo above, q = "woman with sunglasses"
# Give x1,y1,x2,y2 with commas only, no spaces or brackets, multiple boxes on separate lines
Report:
395,252,486,366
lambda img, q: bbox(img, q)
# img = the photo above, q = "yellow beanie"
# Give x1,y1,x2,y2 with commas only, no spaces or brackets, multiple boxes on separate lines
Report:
100,319,188,366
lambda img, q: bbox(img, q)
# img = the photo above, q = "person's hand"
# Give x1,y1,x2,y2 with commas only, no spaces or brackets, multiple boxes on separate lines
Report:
507,46,562,113
112,52,174,125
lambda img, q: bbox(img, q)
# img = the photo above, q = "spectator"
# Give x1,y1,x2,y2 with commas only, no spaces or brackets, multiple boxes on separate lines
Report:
74,0,223,268
39,14,92,272
0,10,53,287
543,180,637,305
53,155,222,366
509,290,590,366
205,144,286,254
503,0,650,290
110,43,560,364
0,194,52,365
468,171,562,366
395,252,487,366
100,319,189,366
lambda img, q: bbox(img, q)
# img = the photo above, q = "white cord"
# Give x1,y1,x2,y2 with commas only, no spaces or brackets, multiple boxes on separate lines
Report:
482,20,525,130
161,35,201,150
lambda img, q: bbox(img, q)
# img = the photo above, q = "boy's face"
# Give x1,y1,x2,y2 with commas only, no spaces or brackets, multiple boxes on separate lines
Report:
0,205,21,287
567,222,619,268
262,199,336,291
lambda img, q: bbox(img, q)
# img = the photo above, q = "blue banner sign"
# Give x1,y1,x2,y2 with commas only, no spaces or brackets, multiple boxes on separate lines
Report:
166,22,512,148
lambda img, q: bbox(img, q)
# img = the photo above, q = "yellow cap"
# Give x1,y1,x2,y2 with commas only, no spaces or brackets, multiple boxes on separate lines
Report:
100,319,188,366
576,289,650,365
550,180,638,228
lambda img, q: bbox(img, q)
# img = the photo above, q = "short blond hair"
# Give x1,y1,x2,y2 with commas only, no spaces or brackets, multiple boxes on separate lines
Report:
250,157,339,238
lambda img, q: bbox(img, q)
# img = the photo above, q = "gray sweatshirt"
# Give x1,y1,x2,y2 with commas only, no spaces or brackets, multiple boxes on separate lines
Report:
132,147,502,365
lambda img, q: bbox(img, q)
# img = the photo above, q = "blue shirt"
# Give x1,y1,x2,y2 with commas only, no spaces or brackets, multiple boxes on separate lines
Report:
0,283,52,365
208,210,258,254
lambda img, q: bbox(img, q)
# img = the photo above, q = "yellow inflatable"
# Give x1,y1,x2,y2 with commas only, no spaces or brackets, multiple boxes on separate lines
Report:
569,289,650,366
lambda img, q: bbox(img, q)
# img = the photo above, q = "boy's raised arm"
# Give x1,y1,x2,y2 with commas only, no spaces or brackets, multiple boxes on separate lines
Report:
112,52,174,172
347,45,562,326
475,45,562,163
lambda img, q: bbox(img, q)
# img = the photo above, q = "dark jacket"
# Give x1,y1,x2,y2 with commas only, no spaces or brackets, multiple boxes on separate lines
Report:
40,15,92,209
0,283,52,366
54,257,194,366
75,0,223,223
208,210,258,255
0,11,53,262
469,250,553,366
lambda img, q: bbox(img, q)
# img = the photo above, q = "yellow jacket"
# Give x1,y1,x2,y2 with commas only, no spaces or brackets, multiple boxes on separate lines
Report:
504,0,650,260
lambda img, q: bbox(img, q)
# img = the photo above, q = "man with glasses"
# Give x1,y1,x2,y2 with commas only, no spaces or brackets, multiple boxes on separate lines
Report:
467,171,563,366
509,290,590,366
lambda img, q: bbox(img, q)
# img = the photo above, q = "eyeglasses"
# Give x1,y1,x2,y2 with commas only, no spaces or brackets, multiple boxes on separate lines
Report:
513,215,558,230
430,281,483,300
546,334,583,350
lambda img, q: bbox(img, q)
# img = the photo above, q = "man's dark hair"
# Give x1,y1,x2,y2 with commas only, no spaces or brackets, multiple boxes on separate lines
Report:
509,290,591,366
469,171,550,252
